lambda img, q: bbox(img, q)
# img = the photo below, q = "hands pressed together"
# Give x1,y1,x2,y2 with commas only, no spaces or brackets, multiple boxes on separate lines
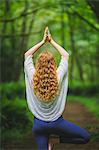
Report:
25,26,69,59
42,26,52,43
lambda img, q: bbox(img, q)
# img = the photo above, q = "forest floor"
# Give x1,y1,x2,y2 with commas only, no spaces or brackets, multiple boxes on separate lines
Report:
2,101,99,150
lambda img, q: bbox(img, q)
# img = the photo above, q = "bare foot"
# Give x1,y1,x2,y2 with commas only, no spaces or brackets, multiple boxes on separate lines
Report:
48,136,60,150
48,142,53,150
50,137,60,144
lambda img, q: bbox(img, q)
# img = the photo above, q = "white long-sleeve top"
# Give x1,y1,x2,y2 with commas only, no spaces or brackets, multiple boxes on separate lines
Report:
24,54,68,121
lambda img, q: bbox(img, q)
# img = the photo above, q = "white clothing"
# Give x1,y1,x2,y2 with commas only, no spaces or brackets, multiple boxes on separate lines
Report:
24,54,68,121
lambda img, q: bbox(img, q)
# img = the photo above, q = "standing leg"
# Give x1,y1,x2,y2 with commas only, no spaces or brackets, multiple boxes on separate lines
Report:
34,133,49,150
54,117,90,144
32,117,49,150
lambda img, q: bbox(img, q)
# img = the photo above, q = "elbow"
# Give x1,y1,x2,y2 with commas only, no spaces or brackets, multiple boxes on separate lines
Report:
24,52,31,58
67,53,69,57
67,53,69,58
24,53,26,56
66,54,69,60
65,52,69,59
24,53,27,59
62,53,69,60
24,52,27,56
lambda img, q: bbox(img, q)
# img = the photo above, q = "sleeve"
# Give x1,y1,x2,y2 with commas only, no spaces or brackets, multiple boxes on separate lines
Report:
24,54,36,82
56,56,68,83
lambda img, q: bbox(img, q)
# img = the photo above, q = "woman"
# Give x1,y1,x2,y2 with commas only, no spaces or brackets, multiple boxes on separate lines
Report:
24,27,90,150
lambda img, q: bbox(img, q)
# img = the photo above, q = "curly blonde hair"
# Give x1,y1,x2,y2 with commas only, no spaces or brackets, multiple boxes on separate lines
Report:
32,51,60,103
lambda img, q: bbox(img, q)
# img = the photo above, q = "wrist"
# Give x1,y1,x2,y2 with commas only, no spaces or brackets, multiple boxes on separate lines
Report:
42,39,45,44
50,38,54,44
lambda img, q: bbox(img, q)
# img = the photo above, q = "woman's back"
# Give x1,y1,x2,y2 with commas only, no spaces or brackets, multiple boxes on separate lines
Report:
24,53,68,121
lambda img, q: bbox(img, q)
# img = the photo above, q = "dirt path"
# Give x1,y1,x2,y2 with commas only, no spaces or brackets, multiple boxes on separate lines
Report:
2,101,99,150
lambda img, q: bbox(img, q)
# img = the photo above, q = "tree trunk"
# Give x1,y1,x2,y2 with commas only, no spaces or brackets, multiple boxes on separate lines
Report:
68,14,84,81
87,0,99,21
13,0,29,81
0,0,10,82
61,4,65,48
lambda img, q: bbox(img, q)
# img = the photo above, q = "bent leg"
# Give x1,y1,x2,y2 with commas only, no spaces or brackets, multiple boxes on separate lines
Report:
55,117,90,144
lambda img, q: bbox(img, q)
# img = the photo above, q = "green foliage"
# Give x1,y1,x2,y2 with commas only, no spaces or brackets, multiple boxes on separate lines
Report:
1,80,99,101
1,0,99,144
0,81,34,141
68,81,99,96
0,81,25,100
2,128,25,141
1,98,34,141
0,0,99,83
91,132,99,142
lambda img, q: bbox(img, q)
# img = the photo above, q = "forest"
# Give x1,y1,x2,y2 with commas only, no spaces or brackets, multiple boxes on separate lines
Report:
0,0,99,149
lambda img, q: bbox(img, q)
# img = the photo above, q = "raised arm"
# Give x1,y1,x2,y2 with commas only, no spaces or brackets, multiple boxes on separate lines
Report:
50,39,69,60
47,28,69,60
24,27,49,58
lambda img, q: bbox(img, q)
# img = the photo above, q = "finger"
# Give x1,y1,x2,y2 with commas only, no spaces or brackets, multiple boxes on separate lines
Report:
47,27,49,32
46,26,48,30
44,28,48,37
45,26,48,31
48,29,51,35
45,27,48,35
44,27,47,34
